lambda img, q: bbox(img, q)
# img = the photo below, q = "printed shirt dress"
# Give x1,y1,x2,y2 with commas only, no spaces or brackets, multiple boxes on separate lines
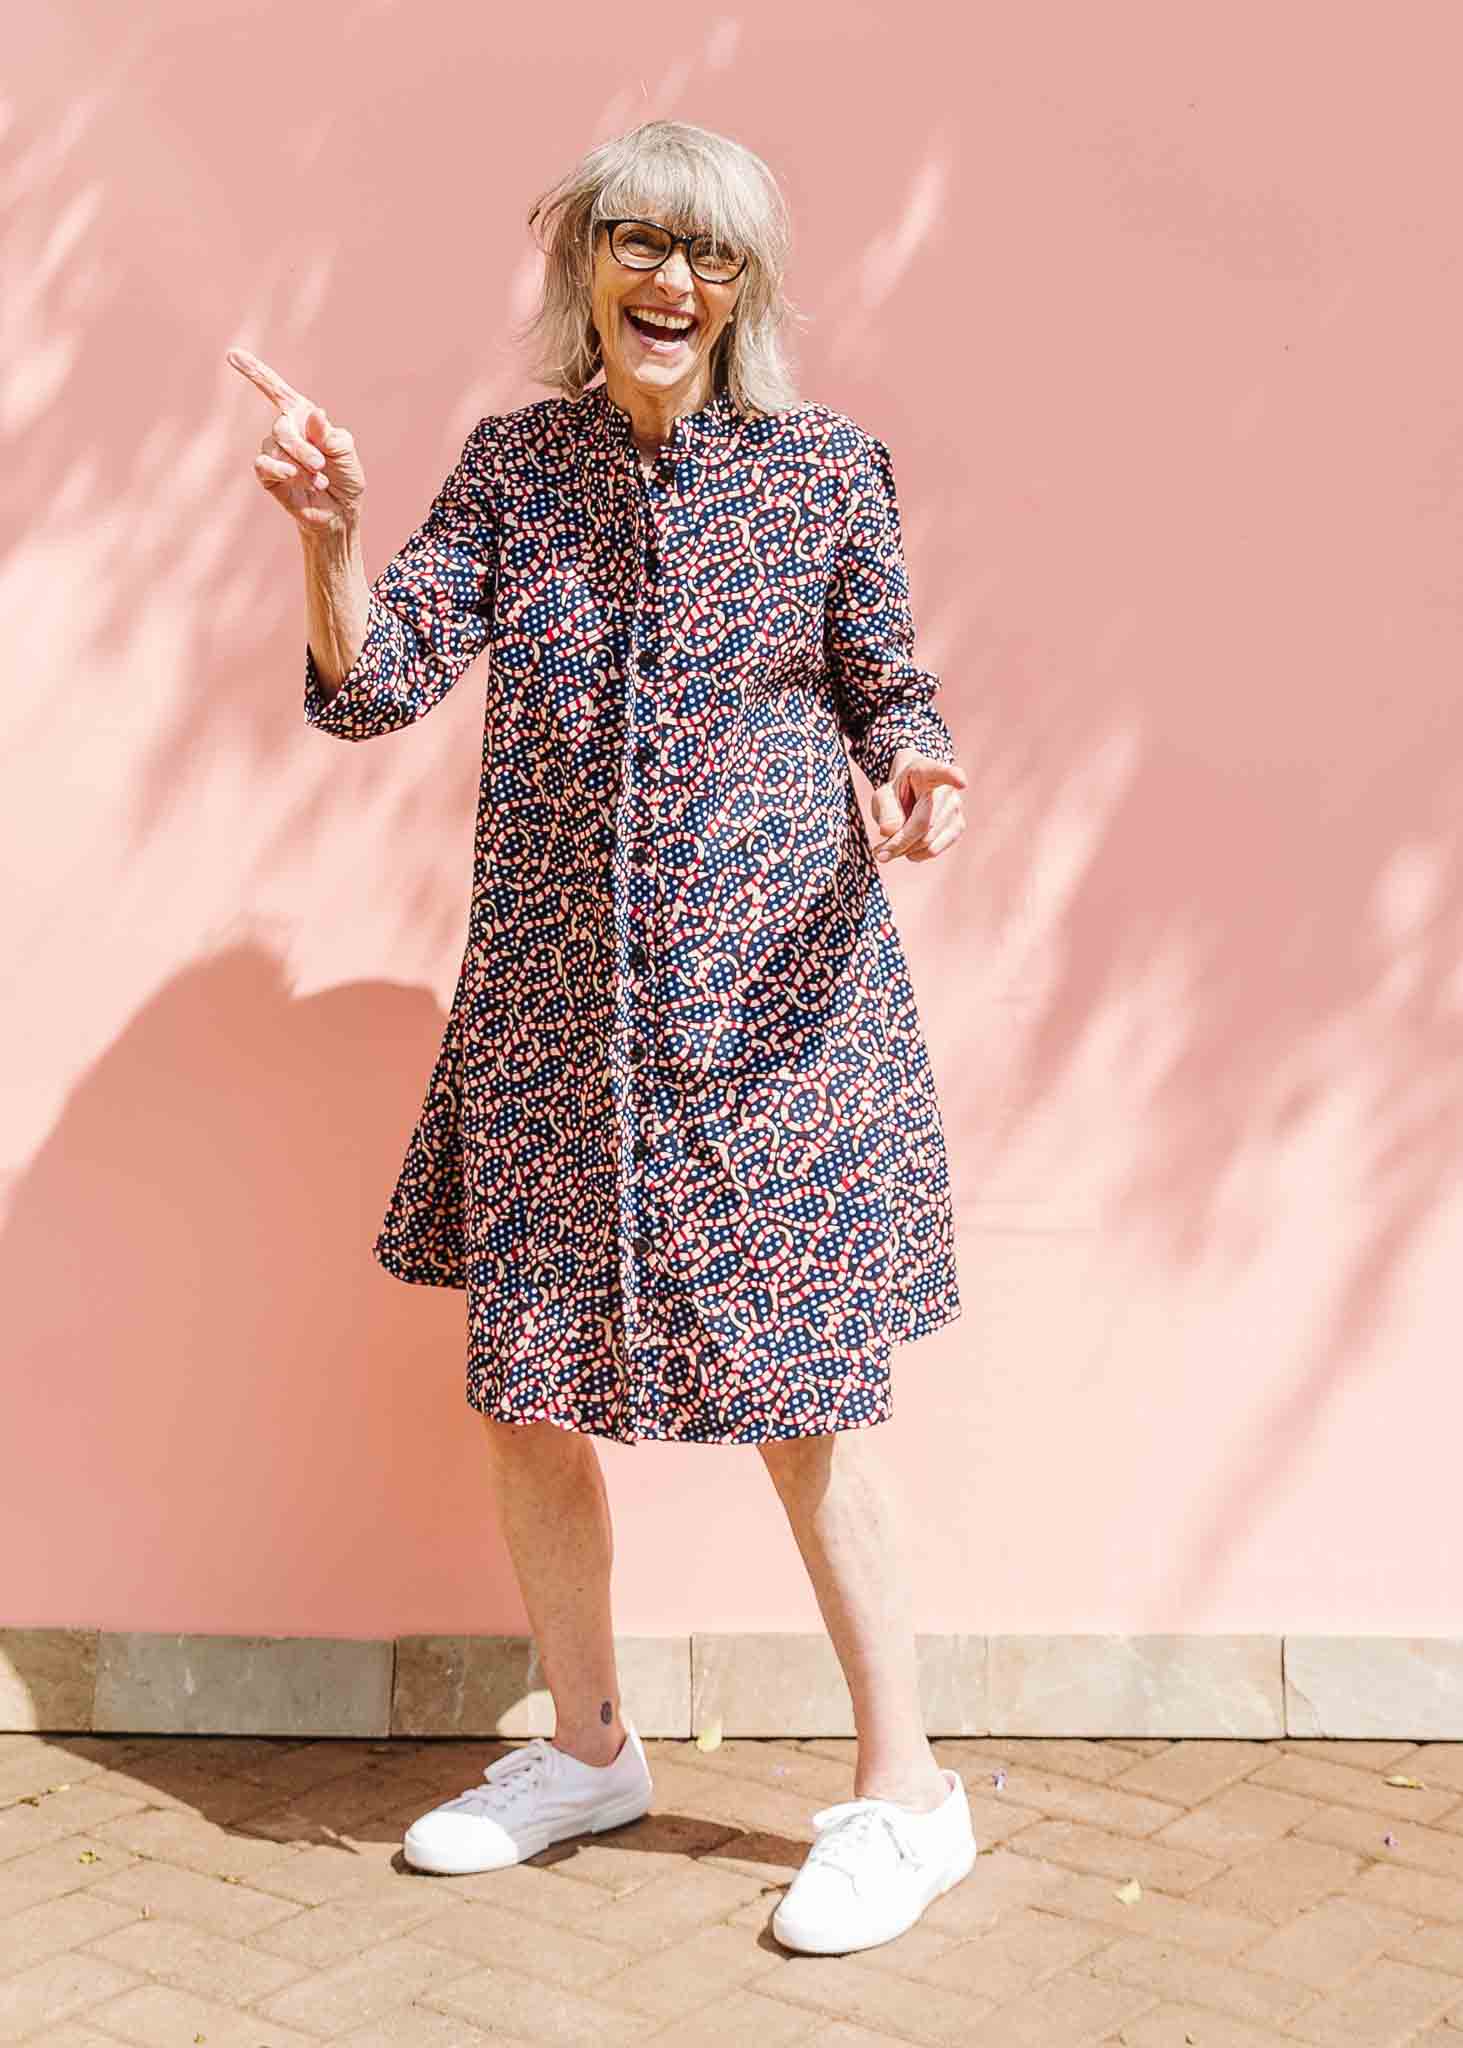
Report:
304,379,962,1446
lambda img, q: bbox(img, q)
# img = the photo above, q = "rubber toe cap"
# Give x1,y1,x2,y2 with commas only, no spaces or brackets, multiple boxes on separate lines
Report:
402,1810,516,1874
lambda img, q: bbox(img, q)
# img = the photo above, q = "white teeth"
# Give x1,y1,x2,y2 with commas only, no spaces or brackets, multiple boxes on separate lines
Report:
630,309,695,334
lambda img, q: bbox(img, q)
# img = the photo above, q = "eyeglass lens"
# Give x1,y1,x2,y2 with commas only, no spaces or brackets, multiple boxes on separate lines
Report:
610,221,744,282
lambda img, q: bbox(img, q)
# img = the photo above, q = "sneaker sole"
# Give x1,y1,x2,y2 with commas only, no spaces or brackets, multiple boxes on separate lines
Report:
402,1779,654,1875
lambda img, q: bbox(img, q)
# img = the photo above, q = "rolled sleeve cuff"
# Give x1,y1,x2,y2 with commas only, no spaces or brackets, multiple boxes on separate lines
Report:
847,700,958,791
303,595,409,740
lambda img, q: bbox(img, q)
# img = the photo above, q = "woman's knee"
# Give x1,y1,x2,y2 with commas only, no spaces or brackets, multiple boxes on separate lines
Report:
477,1411,593,1460
758,1430,837,1489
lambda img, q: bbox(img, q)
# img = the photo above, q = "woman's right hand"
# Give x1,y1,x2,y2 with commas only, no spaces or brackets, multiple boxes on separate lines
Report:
226,346,367,537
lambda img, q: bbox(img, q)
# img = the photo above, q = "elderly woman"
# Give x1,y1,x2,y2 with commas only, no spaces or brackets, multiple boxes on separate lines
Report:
228,117,971,1955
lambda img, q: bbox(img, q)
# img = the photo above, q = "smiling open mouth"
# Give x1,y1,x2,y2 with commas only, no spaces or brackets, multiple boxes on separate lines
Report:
624,307,699,348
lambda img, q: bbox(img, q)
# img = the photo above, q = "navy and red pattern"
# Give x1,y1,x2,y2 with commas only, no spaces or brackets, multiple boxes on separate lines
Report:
305,381,961,1445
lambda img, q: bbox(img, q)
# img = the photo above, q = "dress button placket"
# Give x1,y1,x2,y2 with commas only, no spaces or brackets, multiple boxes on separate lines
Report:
623,443,671,1401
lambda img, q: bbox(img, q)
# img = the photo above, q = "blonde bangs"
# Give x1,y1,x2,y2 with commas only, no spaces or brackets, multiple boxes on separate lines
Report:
593,138,769,254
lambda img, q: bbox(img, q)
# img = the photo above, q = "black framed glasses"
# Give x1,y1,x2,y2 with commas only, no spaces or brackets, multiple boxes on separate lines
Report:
601,217,748,285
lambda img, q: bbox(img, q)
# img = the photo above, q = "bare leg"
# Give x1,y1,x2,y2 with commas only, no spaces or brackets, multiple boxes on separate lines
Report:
759,1429,947,1811
478,1414,628,1768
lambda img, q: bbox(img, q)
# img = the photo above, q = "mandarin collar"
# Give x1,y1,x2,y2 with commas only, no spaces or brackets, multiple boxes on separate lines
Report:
579,379,742,466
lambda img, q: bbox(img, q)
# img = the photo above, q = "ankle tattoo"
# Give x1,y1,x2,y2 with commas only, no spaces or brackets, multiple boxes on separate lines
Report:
600,1699,613,1726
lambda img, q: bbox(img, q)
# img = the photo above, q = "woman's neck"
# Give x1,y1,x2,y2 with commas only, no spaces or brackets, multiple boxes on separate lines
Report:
603,368,713,465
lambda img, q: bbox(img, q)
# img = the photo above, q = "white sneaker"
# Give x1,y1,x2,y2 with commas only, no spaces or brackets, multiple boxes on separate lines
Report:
402,1722,653,1874
772,1767,977,1954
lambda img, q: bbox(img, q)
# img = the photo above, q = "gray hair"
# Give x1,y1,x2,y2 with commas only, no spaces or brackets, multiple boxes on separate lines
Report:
517,119,804,419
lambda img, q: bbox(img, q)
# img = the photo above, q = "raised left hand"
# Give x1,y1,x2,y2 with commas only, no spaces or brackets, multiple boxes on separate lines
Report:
869,749,968,863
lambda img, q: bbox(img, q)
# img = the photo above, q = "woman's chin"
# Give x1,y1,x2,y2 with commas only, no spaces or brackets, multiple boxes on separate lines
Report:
620,356,703,397
631,344,697,377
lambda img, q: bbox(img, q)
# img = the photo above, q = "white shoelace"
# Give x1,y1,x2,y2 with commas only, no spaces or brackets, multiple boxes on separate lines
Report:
448,1738,560,1816
804,1798,921,1889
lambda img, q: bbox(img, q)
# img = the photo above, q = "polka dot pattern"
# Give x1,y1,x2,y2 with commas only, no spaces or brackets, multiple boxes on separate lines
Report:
304,381,961,1444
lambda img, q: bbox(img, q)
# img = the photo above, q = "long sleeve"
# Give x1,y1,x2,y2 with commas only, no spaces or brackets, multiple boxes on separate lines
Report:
823,431,957,790
304,418,499,741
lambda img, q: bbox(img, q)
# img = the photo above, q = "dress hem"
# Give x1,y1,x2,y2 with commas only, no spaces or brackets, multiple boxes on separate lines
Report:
372,1239,963,1447
466,1401,896,1448
373,1236,466,1288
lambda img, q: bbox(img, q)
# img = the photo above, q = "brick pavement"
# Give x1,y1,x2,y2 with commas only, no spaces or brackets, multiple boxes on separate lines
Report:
4,1729,1463,2043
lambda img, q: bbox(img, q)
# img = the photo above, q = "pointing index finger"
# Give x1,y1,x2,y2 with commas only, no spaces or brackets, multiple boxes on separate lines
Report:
226,346,310,413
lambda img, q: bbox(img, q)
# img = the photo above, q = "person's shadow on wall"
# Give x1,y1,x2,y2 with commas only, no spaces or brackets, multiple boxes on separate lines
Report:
0,942,524,1640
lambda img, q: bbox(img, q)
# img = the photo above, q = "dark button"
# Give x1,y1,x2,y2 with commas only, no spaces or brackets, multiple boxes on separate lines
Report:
639,651,658,675
644,545,660,575
630,843,653,867
635,743,654,771
628,943,649,971
633,1138,652,1163
630,1234,651,1257
625,1037,647,1067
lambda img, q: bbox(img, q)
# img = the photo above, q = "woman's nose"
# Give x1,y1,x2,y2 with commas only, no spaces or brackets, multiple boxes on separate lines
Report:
655,248,695,291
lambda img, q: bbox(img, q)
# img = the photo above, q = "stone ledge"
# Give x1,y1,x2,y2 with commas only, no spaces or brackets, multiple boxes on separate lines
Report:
394,1634,691,1736
1285,1636,1463,1738
3,1630,1460,1737
0,1628,97,1730
93,1633,393,1737
987,1634,1285,1738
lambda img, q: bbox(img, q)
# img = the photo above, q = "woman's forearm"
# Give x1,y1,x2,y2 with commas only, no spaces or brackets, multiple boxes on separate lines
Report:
302,517,370,699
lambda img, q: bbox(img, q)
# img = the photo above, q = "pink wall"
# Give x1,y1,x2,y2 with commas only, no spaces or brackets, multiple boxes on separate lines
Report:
7,1,1463,1644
